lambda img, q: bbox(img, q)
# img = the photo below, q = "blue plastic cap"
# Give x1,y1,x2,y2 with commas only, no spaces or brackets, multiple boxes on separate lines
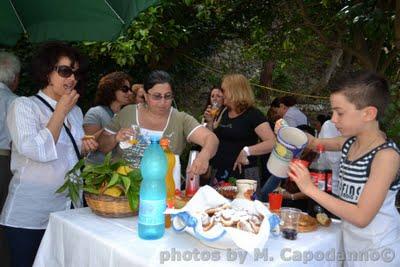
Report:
149,135,160,143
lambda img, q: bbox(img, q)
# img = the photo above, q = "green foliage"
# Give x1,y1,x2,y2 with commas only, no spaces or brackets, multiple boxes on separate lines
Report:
56,153,142,211
4,0,399,140
382,83,400,143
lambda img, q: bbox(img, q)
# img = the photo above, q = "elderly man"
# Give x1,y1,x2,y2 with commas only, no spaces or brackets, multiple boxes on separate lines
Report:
0,52,20,212
0,51,20,267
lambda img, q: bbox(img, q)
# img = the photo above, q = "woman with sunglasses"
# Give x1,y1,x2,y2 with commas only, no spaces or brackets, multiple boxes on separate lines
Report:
0,41,97,267
83,72,133,164
98,70,219,180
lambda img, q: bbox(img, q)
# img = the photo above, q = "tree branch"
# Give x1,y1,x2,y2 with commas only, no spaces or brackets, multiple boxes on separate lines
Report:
295,0,372,69
294,0,340,49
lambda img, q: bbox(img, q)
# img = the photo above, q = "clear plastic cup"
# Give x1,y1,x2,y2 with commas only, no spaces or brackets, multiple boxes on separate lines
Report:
119,124,140,149
280,207,301,240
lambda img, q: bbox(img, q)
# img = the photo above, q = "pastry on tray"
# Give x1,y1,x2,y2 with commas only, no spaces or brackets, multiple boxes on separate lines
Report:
316,212,332,227
297,213,318,233
201,203,264,234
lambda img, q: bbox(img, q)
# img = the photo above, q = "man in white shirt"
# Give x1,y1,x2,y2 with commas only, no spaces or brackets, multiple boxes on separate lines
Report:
0,52,20,213
0,51,20,267
272,96,308,127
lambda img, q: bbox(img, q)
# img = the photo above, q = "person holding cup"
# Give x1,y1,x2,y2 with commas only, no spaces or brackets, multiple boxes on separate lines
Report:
98,70,219,177
0,41,97,267
202,86,224,130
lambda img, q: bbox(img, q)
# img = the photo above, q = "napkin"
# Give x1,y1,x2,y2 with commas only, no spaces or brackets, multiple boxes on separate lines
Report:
166,186,280,255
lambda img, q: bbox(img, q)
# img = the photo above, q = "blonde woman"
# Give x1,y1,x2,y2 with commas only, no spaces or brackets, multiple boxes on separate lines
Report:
210,74,275,185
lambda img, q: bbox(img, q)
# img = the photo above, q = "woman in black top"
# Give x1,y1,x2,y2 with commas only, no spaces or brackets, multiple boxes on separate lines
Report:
210,74,275,185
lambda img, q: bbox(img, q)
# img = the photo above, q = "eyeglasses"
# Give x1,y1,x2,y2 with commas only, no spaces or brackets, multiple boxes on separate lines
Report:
120,85,131,93
54,65,81,79
147,93,174,101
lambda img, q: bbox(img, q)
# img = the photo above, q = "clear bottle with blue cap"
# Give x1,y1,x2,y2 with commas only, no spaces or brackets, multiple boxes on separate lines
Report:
138,135,167,239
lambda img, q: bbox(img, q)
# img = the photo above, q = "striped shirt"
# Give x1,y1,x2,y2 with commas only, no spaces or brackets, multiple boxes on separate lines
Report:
0,90,84,229
338,137,400,204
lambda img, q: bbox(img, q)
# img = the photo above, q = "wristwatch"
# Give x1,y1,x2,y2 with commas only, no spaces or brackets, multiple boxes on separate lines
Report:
243,146,250,156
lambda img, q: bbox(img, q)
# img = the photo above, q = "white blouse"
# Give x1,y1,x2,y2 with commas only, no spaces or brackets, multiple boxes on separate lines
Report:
0,90,84,229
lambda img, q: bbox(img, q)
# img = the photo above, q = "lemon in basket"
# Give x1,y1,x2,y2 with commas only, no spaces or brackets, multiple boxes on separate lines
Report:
103,186,123,197
117,165,133,176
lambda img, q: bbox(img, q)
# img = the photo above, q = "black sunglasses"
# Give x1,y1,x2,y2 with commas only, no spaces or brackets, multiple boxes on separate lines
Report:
120,85,131,93
54,65,81,79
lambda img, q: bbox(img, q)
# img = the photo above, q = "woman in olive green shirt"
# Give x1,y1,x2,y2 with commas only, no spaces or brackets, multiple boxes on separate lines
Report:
98,70,219,177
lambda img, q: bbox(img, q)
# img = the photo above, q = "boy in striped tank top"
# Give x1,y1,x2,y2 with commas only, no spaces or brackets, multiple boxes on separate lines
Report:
289,71,400,266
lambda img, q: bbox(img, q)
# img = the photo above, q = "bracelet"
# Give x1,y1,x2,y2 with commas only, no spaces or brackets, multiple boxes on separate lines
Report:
243,146,250,156
290,194,295,201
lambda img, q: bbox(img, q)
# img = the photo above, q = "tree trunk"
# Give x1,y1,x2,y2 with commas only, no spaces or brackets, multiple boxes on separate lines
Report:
259,60,275,101
323,48,343,84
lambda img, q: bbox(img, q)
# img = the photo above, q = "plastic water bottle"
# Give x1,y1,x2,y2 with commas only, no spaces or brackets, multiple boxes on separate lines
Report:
160,138,175,228
138,136,167,240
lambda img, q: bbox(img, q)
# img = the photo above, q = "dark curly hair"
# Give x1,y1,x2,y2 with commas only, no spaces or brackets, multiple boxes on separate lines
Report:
31,41,88,92
94,71,133,106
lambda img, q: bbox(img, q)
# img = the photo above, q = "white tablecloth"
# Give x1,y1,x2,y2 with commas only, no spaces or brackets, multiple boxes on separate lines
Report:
34,208,343,267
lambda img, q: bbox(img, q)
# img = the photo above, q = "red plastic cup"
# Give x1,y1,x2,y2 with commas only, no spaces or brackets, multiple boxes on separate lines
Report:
268,192,283,211
291,158,310,168
289,159,310,181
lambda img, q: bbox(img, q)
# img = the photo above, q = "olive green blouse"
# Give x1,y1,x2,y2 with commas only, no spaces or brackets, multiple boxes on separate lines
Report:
105,104,202,155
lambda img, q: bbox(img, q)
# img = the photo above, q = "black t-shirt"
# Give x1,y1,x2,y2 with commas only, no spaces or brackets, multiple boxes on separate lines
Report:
211,107,267,180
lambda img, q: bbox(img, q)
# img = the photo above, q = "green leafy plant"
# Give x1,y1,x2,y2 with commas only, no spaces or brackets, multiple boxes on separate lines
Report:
56,153,142,211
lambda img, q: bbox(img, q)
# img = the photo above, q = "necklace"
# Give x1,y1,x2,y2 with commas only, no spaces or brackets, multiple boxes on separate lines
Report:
348,134,382,161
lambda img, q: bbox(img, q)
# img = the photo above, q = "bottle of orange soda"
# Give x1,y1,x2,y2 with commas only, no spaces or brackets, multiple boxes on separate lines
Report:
160,138,176,228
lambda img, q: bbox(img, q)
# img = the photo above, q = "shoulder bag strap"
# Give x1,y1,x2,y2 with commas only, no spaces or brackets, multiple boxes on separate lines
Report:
34,95,82,160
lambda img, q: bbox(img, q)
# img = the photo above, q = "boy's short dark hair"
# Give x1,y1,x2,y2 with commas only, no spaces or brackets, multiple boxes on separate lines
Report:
330,71,389,120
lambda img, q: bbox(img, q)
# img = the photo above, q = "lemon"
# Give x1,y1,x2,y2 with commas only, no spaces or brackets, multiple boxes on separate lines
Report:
117,165,133,176
103,186,123,197
275,143,287,157
129,139,138,145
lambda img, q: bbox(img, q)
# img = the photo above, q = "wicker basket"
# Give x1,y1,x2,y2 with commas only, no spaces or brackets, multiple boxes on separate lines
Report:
84,192,138,218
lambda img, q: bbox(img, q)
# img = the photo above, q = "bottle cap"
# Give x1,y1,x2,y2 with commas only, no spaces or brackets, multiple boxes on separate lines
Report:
149,135,161,143
316,144,325,152
160,138,170,148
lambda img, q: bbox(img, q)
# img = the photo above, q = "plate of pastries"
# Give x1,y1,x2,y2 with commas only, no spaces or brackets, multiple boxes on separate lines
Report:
298,212,332,232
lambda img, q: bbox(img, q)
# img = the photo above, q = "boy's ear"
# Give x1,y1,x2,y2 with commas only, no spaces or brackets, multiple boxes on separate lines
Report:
363,106,378,121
